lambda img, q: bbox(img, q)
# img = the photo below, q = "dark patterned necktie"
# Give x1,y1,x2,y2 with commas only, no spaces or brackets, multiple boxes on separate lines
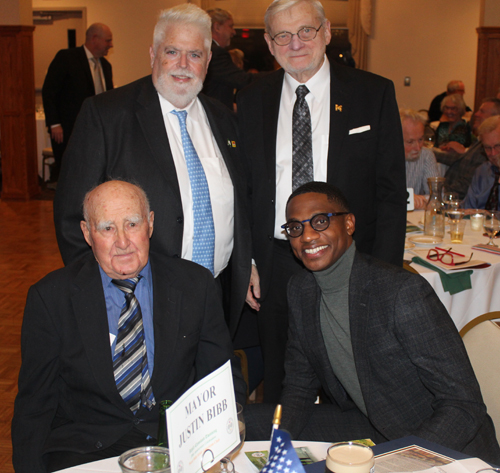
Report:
292,85,313,191
112,277,155,413
485,169,500,211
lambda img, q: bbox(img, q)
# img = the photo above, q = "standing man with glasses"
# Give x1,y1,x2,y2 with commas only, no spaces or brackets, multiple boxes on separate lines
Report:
246,181,500,466
238,0,406,402
54,4,251,338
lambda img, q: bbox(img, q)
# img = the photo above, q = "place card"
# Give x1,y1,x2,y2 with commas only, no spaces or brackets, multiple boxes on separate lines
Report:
166,360,239,473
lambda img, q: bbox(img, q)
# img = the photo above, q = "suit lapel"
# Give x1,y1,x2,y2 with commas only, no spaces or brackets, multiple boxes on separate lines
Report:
348,252,373,404
327,62,351,183
200,95,239,183
299,272,351,406
263,71,285,181
71,256,130,412
78,46,95,94
135,78,182,202
149,257,182,391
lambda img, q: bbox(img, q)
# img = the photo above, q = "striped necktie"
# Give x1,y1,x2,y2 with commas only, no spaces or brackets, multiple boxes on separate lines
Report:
112,276,155,413
171,109,215,274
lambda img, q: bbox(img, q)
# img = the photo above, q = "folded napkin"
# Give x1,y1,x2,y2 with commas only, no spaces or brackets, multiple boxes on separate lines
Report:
472,243,500,255
411,256,473,295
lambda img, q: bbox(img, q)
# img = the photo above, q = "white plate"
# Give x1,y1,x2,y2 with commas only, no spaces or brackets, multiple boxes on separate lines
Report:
409,235,443,247
405,240,415,249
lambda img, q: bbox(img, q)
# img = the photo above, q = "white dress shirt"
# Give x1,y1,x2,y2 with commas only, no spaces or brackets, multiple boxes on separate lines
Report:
274,56,331,239
158,94,234,277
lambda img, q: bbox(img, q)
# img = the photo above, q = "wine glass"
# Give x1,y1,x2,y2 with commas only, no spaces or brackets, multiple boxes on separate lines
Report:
483,211,500,246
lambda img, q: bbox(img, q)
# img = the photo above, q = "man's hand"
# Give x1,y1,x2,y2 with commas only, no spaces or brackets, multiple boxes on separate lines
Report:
245,265,261,311
440,141,466,154
51,125,64,144
414,194,428,210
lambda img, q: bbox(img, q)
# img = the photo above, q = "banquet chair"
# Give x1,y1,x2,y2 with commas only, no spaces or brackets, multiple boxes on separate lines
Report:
460,311,500,442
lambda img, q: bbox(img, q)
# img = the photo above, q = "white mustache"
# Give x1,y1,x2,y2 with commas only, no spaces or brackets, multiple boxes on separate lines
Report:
169,70,195,79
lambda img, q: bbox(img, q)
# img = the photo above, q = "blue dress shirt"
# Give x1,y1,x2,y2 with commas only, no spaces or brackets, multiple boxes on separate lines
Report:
463,161,500,209
99,261,155,376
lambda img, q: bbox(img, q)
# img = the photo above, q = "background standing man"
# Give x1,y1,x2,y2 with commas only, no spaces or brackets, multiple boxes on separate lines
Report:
237,0,406,402
12,181,245,473
202,8,261,110
54,4,251,337
42,23,113,183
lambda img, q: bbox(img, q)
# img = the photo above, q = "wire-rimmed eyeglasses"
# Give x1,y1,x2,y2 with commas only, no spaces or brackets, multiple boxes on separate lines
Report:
426,247,473,266
270,24,323,46
281,212,349,238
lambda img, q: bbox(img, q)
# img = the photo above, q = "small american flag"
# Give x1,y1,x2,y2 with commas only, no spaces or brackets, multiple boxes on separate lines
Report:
261,428,306,473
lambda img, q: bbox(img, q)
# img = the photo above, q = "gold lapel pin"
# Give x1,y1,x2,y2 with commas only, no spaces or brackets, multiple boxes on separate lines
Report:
335,104,343,112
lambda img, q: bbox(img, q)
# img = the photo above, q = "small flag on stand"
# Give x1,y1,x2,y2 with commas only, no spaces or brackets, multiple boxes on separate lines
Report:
260,428,306,473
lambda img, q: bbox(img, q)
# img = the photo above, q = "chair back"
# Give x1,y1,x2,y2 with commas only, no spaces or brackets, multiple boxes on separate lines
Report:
461,311,500,442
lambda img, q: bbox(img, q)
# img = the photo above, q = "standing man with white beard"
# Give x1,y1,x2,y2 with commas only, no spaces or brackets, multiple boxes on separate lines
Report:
54,4,251,338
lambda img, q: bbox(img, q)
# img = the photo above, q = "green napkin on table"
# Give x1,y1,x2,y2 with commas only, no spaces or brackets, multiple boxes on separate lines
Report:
411,256,473,295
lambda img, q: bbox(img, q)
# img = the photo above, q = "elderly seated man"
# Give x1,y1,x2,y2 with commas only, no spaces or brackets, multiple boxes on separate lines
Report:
11,180,246,473
246,181,500,465
401,108,439,209
464,116,500,210
435,98,500,199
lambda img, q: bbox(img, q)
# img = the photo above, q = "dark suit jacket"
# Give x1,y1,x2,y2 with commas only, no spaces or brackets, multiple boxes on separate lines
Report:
42,45,113,135
281,251,500,464
202,41,256,110
237,61,407,299
11,253,246,473
53,75,251,337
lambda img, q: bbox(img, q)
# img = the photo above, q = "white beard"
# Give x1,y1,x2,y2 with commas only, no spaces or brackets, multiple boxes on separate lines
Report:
154,68,203,109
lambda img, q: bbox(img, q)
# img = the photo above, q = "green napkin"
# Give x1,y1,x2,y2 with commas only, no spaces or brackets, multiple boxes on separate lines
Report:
411,256,473,295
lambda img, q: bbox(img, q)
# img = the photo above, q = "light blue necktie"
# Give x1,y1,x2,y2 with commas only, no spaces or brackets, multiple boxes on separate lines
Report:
171,110,215,275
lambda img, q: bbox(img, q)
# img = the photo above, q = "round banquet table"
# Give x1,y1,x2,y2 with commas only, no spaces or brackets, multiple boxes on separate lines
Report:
406,210,500,331
54,441,332,473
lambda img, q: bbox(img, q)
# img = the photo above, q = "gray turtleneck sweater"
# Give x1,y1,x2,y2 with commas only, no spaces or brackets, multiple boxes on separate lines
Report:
313,242,367,415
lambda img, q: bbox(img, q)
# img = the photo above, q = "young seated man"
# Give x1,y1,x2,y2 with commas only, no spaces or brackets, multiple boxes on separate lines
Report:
247,181,500,465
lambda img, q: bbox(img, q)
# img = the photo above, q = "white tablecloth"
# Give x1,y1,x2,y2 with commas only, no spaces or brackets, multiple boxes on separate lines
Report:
406,210,500,330
56,441,331,473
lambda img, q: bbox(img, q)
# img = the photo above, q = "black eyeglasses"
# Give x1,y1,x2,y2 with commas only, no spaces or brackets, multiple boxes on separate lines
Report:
270,24,322,46
281,212,349,238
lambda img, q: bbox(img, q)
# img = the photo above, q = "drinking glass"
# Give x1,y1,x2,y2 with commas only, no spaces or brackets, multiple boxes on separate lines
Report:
118,446,170,473
483,211,500,246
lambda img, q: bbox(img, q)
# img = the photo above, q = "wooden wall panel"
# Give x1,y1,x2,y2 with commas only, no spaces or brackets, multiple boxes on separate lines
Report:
0,25,40,200
475,27,500,111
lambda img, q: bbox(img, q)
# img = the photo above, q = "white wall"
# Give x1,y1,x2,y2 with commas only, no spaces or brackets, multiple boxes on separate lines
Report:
32,0,187,88
368,0,480,113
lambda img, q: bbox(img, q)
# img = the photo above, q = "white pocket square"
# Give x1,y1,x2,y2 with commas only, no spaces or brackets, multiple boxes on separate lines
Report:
349,125,371,135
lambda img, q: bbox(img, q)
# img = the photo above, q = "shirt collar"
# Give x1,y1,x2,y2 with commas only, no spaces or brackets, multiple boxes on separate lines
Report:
99,259,152,289
84,44,97,61
283,55,330,105
157,92,201,123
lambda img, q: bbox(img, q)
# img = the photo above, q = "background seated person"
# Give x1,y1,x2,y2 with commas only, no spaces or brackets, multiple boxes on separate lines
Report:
463,116,500,210
11,180,246,473
247,181,500,465
428,80,470,123
434,94,472,149
401,108,439,209
434,98,500,200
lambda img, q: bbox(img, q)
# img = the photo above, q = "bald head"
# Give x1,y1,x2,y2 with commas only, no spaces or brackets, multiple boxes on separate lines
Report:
85,23,113,58
81,181,154,279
